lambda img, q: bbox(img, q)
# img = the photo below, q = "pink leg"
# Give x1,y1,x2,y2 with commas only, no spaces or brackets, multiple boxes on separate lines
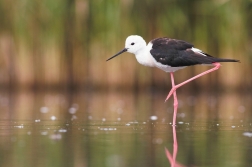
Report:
165,63,221,102
170,72,178,126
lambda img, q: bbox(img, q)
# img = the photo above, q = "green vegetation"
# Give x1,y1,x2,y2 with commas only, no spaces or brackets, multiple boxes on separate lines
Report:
0,0,250,91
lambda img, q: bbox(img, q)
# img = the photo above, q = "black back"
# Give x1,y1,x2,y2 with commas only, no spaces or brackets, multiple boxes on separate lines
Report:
150,37,239,67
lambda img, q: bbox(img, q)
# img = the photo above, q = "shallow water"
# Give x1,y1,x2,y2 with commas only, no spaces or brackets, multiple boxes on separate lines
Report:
0,90,251,167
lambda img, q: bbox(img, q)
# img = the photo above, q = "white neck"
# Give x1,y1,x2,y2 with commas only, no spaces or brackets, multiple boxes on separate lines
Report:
134,45,155,67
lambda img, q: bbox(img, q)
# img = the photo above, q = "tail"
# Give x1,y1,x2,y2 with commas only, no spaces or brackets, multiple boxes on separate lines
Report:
200,51,240,63
213,58,240,63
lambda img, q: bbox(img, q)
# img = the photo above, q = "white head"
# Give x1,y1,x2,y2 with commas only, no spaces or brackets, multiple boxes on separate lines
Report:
106,35,147,61
125,35,147,54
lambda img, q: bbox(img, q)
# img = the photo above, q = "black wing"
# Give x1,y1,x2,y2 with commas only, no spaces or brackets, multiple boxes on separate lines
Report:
150,37,238,67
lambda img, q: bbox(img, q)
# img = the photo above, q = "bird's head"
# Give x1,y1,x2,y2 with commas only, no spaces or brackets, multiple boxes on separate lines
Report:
125,35,146,54
106,35,146,61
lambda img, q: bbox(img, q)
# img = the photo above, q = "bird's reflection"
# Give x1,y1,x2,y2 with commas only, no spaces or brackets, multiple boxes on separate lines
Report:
165,125,186,167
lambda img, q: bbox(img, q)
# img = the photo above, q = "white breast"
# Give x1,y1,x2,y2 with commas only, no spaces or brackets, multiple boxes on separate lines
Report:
134,43,156,67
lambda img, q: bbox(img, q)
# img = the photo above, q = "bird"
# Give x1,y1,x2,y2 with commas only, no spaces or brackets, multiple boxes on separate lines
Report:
106,35,239,125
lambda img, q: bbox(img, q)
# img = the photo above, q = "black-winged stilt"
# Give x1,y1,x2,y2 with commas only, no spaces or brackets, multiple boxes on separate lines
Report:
107,35,240,125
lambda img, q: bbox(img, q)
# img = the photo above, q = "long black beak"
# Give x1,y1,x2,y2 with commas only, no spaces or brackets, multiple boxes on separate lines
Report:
106,48,128,61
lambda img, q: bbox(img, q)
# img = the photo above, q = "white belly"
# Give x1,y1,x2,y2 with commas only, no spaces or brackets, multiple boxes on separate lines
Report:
153,61,186,72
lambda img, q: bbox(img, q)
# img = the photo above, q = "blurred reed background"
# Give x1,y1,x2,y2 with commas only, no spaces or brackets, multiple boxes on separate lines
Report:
0,0,251,92
0,2,252,166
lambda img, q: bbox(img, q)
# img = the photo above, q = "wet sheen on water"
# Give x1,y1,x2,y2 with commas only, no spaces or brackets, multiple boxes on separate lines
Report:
0,90,251,167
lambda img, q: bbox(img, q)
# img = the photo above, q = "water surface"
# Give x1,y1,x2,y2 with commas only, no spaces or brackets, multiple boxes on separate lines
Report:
0,90,251,167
